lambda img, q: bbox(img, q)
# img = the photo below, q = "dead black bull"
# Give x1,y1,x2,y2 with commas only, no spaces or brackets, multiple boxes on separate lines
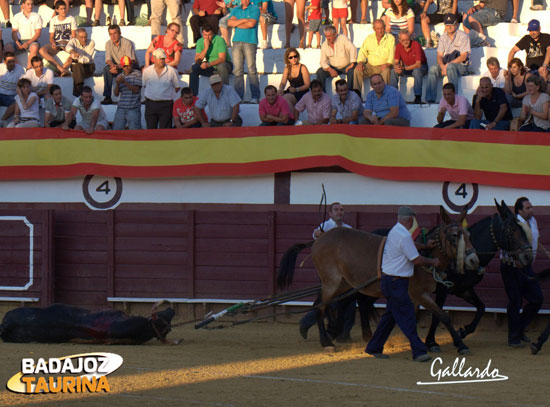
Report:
0,302,178,345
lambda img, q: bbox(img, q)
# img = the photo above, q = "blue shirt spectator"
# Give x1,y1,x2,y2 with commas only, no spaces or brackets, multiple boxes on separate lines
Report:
229,2,260,44
363,74,411,126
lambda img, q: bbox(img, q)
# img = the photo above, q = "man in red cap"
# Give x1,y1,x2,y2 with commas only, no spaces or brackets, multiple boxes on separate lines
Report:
113,55,142,130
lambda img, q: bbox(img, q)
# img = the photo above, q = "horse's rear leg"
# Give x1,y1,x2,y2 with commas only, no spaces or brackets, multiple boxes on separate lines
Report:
357,294,376,343
418,294,470,355
455,288,486,339
424,283,448,352
316,304,335,350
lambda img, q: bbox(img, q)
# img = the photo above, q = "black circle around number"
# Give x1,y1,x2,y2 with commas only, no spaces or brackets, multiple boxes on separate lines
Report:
442,182,479,213
82,175,123,209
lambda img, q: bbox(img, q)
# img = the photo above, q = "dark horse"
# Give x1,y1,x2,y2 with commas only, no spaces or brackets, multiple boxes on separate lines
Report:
424,200,534,352
278,207,478,353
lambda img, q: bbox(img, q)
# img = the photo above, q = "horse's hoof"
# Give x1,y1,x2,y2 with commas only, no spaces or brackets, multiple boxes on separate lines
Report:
531,343,541,355
324,346,336,353
428,345,441,353
458,348,471,355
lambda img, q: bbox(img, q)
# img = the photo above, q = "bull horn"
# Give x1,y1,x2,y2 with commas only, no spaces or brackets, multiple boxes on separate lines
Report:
151,299,173,316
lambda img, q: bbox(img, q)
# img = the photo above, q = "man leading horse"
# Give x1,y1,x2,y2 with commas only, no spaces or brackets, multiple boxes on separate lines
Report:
366,206,440,362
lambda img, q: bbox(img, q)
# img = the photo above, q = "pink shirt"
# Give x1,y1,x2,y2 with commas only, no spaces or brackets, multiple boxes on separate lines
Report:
438,94,475,121
259,95,294,120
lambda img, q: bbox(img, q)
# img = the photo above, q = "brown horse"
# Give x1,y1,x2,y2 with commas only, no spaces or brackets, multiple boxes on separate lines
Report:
278,206,479,354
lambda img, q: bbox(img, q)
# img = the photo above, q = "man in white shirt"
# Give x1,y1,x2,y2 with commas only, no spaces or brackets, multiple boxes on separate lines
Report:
143,48,182,129
23,56,54,100
300,202,355,341
9,0,42,70
366,206,439,361
501,197,544,347
481,56,506,88
0,52,25,126
39,0,76,76
65,28,96,97
63,86,108,134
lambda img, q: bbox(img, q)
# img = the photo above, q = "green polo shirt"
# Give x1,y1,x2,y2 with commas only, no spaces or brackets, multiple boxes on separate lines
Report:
195,35,231,64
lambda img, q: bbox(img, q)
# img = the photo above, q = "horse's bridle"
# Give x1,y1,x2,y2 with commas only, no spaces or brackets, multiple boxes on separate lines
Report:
489,214,531,257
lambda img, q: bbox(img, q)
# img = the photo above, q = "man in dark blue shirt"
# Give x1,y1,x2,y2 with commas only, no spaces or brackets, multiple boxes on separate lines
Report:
470,77,513,130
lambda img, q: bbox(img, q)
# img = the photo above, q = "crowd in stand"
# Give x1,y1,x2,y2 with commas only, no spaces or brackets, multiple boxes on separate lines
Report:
0,0,549,132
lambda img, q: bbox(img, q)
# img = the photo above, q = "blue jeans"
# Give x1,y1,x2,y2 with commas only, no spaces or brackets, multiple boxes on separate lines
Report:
426,63,469,102
0,93,15,106
501,264,543,345
366,275,427,359
469,119,510,130
189,61,233,97
232,42,260,100
397,64,428,97
316,65,355,93
113,107,142,130
103,65,120,98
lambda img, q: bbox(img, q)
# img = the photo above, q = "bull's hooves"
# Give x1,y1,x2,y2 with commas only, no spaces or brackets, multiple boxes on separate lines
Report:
428,346,441,353
324,346,336,353
531,343,540,355
458,348,471,355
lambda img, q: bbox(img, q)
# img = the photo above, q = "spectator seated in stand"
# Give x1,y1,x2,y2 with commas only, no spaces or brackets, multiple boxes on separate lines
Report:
64,86,109,134
0,52,25,127
44,84,75,128
482,57,506,88
7,78,40,128
504,58,528,108
278,48,310,112
383,0,414,38
425,13,470,104
144,23,183,70
39,0,76,76
517,75,550,132
9,0,42,70
508,19,550,81
330,79,362,124
294,79,331,125
189,23,233,97
66,28,96,97
420,0,459,48
470,77,513,130
23,56,54,102
173,87,207,128
259,84,295,126
392,30,427,104
434,82,475,129
461,0,506,47
190,0,223,46
362,73,411,126
195,74,243,127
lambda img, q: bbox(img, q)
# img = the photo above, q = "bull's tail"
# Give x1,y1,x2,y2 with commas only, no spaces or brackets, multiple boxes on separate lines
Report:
277,241,314,290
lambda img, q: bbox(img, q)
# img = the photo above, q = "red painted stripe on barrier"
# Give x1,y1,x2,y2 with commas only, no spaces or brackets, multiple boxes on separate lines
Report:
1,126,550,146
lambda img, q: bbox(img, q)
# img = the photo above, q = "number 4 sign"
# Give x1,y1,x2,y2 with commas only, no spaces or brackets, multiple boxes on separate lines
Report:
442,182,479,212
82,175,123,210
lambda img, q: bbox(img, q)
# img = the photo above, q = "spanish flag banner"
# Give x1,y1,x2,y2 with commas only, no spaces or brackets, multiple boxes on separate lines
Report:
0,125,549,190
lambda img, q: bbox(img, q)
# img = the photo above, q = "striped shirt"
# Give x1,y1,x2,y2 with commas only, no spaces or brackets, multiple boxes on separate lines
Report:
385,8,414,37
0,63,25,96
117,70,142,109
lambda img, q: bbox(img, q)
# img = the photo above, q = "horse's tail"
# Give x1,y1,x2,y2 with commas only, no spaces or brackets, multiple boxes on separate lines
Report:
277,241,314,290
535,268,550,282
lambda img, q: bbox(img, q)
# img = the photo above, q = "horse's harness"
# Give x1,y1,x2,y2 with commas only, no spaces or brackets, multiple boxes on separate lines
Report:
489,214,531,258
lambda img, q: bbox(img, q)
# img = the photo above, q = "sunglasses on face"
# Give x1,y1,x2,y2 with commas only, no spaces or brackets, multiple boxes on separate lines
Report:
288,55,298,59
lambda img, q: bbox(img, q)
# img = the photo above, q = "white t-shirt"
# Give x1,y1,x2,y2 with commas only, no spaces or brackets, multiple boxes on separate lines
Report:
482,68,506,88
142,65,181,101
12,12,43,40
333,0,348,8
72,97,108,128
0,63,26,96
15,92,40,120
312,218,352,239
381,222,420,277
23,68,54,95
49,15,77,47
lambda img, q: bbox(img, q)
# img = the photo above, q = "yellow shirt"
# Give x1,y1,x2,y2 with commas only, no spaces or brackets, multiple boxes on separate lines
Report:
357,33,395,65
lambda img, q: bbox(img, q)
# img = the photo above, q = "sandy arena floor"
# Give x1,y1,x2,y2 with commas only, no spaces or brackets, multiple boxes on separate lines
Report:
1,320,549,407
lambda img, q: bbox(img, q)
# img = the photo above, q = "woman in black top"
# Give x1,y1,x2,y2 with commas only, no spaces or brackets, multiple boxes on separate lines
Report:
504,58,528,108
278,48,311,111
